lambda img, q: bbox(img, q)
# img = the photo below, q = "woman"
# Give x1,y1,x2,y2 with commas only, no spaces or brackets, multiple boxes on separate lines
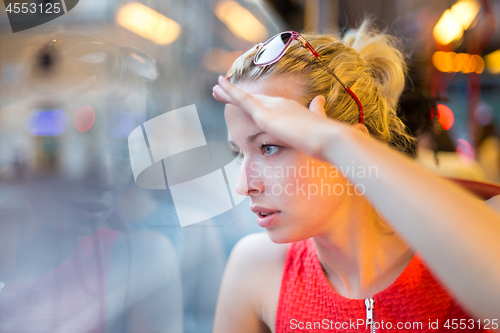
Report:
212,22,500,332
0,34,182,332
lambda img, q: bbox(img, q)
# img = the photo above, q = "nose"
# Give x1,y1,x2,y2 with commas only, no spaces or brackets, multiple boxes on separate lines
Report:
83,151,115,192
234,159,264,196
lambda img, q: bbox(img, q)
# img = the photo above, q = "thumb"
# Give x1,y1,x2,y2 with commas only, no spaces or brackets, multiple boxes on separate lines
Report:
309,95,326,117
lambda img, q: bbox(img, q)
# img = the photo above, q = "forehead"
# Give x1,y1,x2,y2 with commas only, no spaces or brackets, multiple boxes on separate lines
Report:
234,75,308,100
225,76,308,144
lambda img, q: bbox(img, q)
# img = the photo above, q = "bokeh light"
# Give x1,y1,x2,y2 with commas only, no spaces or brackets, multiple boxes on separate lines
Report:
215,1,268,43
473,55,485,74
436,104,455,130
485,50,500,74
456,139,474,165
474,102,493,126
29,110,68,136
433,10,463,45
432,52,484,74
116,2,181,45
433,0,480,45
74,105,96,132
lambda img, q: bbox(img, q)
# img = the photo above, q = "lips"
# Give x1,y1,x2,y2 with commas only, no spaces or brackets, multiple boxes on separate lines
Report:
251,206,281,228
250,206,280,215
72,200,110,213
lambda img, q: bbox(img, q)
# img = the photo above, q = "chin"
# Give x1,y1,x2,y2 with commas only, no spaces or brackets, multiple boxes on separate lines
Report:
265,227,310,244
65,211,111,236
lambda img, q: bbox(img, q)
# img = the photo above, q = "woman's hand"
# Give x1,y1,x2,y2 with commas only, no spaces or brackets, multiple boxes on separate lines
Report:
213,76,348,161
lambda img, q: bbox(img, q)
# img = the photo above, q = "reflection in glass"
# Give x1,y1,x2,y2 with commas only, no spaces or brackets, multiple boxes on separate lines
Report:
0,34,182,333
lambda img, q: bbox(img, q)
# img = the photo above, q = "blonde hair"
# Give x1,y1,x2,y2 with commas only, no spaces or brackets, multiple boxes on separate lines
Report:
227,21,416,154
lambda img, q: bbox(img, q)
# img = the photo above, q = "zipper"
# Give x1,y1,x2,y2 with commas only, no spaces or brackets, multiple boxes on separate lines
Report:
365,298,375,333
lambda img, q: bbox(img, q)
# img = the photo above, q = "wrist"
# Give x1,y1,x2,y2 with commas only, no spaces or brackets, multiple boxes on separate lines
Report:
318,119,353,163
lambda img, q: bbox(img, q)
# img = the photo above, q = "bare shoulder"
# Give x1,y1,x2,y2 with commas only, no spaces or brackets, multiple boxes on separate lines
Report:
214,233,289,333
107,230,182,332
110,230,178,291
113,230,176,266
228,233,289,302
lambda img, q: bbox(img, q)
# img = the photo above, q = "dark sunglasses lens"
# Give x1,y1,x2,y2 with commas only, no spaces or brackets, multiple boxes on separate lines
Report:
62,34,107,64
254,32,292,65
120,46,158,81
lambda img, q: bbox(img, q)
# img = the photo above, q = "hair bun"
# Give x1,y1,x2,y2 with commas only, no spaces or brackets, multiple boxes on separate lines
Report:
342,20,406,110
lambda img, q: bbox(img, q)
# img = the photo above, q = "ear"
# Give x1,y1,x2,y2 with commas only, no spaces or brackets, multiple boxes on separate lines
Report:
309,95,326,117
352,123,370,135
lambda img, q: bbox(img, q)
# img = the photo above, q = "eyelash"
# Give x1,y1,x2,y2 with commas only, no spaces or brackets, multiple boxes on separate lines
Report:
258,142,280,156
231,143,281,160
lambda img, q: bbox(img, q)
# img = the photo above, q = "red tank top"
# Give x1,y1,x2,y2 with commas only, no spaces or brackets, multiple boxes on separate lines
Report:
276,238,488,332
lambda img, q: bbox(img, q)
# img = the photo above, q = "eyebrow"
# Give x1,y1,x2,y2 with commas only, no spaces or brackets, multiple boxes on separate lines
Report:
228,131,266,149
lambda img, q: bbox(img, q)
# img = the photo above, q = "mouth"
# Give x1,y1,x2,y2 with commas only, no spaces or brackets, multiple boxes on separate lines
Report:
71,200,111,220
255,211,281,228
250,205,280,215
72,201,110,213
258,212,276,217
250,206,281,228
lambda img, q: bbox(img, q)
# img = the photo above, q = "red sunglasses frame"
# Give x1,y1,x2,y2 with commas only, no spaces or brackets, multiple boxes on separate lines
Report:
253,31,364,124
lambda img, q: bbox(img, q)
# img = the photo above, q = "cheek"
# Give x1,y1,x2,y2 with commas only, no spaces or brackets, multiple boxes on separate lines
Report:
285,158,348,202
112,163,133,189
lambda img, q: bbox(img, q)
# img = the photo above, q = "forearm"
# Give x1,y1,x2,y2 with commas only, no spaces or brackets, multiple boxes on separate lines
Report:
324,125,500,320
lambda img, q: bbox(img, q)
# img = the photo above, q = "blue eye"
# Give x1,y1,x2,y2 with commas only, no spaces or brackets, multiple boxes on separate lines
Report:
261,144,279,156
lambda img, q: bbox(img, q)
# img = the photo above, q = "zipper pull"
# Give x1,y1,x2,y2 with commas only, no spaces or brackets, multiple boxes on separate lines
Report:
365,298,375,328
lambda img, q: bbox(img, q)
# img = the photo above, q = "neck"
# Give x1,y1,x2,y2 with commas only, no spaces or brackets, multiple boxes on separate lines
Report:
313,194,414,299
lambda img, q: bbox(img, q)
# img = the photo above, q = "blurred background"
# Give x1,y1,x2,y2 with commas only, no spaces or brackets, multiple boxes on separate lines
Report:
0,0,500,332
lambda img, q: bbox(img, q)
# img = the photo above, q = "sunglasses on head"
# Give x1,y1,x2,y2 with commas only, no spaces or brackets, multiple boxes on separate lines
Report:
252,31,363,124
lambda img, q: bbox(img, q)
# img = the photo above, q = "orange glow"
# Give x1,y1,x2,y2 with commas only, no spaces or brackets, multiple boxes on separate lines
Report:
432,51,445,72
116,3,181,45
432,51,484,74
456,53,472,73
450,0,480,30
433,10,463,45
473,55,485,74
433,0,480,45
443,52,457,72
485,50,500,74
215,1,268,43
436,104,454,130
469,55,477,73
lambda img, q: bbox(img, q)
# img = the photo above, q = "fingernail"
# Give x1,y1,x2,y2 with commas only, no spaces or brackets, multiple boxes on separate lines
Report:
218,75,226,83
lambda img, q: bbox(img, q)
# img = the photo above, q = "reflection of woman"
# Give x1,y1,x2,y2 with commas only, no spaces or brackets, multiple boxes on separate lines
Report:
0,35,182,332
213,22,500,332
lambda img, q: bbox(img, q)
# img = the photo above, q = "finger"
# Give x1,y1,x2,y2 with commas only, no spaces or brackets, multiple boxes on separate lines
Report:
309,95,327,117
212,85,236,104
251,93,281,104
214,85,274,108
217,76,261,113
